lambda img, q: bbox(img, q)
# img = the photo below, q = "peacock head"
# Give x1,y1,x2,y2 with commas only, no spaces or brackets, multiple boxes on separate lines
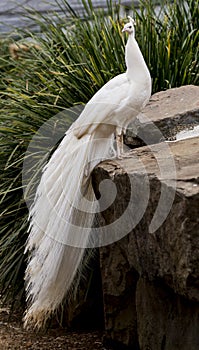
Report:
122,16,136,35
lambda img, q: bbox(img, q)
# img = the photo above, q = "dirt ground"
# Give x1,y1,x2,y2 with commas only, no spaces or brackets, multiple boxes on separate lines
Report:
0,307,108,350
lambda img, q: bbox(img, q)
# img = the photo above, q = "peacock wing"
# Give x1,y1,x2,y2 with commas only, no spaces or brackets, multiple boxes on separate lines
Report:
73,73,130,138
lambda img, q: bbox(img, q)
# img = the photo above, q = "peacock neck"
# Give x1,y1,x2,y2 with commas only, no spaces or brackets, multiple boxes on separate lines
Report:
125,34,151,85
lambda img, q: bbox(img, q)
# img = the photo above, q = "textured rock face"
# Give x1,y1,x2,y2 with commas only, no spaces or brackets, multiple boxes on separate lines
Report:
92,86,199,350
136,279,199,350
125,85,199,146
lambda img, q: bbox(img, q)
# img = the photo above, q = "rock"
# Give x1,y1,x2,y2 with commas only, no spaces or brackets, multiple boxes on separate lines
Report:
136,278,199,350
125,85,199,146
92,86,199,350
100,243,139,349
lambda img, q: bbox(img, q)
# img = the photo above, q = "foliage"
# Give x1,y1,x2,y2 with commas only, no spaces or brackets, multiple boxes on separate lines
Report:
136,0,199,90
0,0,198,313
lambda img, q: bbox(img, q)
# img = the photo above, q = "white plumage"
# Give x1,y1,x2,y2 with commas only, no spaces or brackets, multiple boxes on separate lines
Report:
24,16,151,328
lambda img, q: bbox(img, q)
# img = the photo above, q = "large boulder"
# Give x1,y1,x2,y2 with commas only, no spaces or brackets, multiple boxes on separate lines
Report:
92,85,199,350
125,85,199,146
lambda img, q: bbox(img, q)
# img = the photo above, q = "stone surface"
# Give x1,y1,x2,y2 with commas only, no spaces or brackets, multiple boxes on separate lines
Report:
93,138,199,349
136,278,199,350
125,85,199,146
92,86,199,350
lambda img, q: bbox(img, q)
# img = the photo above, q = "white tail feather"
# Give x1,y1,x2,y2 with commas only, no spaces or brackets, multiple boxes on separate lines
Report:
24,126,115,328
24,16,152,328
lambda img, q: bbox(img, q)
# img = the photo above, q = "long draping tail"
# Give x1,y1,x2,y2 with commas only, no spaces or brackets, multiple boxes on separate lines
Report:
24,126,115,329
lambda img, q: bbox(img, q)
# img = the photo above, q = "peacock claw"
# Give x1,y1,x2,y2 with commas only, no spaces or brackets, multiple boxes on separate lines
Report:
117,150,131,159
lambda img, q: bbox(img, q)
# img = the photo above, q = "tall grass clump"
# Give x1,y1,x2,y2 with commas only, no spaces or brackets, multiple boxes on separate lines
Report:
0,0,198,316
136,0,198,90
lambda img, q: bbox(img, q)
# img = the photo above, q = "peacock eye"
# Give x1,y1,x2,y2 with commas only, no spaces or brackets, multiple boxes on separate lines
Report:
129,26,132,29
